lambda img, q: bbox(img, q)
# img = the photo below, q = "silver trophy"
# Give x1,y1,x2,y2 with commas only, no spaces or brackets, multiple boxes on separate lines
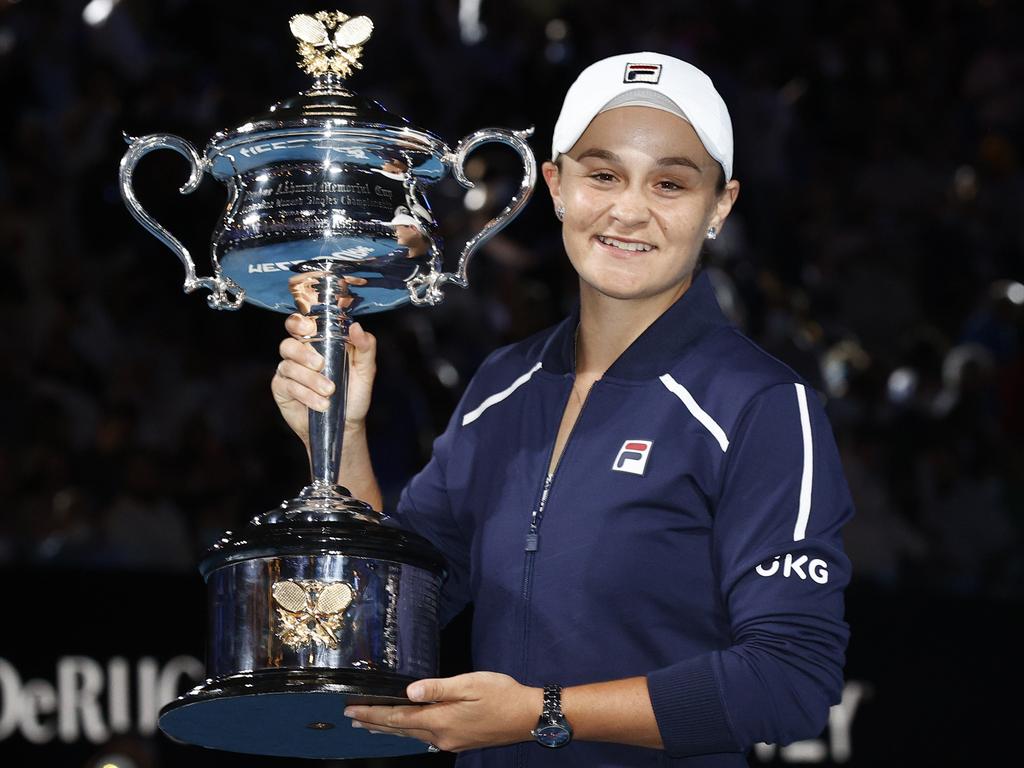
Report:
118,10,535,759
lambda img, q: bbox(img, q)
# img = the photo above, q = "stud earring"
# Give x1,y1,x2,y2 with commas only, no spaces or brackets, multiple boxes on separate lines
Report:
555,204,565,222
706,226,717,240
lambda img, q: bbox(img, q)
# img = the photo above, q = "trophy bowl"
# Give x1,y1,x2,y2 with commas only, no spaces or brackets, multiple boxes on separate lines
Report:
119,9,536,759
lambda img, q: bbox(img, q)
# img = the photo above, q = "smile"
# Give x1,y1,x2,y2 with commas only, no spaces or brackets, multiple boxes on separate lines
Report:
596,235,656,253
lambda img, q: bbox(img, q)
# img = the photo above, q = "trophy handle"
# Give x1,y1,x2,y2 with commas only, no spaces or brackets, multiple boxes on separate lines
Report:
119,133,244,310
430,127,537,297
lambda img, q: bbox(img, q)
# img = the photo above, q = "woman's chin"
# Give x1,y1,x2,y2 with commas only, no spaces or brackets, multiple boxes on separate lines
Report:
577,269,694,305
580,278,658,303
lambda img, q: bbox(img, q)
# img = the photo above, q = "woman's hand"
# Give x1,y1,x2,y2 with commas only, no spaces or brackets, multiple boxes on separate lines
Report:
344,672,542,753
271,314,377,449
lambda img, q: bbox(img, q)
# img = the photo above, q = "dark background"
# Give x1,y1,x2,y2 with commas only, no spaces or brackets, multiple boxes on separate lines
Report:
1,0,1022,766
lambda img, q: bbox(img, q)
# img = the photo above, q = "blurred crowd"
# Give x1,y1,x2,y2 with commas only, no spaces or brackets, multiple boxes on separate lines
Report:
1,0,1021,601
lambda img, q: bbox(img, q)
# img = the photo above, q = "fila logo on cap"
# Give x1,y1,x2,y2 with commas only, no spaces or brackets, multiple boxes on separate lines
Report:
623,63,662,84
612,440,653,475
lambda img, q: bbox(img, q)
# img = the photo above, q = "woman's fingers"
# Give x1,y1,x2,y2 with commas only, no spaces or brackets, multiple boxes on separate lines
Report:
274,340,333,412
350,720,435,742
279,336,324,370
272,364,331,412
276,319,377,421
348,322,377,377
342,322,376,424
346,703,436,734
285,315,375,363
348,321,375,354
285,312,317,340
277,358,334,395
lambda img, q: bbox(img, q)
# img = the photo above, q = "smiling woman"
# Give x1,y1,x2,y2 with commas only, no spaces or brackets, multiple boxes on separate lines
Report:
273,51,854,767
544,105,738,307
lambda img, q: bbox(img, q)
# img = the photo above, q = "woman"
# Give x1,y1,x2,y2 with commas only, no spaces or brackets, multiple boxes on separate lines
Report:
272,52,852,766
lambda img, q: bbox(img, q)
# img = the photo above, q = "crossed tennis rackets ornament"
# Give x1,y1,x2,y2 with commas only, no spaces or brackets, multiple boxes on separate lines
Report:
272,579,356,650
289,11,374,78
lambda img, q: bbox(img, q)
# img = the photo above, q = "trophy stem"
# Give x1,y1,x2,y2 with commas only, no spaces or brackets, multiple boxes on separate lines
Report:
308,273,350,488
260,266,381,526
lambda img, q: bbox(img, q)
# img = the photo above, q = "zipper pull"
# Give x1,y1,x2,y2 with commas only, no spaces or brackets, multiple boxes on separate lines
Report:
525,474,552,553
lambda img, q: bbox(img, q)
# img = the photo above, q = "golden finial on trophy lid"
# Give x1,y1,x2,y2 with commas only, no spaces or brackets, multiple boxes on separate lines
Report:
289,10,374,78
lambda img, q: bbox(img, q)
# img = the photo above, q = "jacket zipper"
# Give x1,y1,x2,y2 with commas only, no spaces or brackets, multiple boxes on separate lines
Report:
516,379,593,766
523,474,552,569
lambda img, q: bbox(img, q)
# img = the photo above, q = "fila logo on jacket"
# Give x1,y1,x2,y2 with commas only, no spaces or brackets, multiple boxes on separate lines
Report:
612,440,653,475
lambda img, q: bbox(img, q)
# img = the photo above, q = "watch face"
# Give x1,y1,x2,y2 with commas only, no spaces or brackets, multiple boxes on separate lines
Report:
534,723,571,748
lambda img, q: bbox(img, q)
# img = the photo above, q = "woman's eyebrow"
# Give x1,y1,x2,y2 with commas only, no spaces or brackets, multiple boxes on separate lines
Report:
574,148,620,163
574,148,702,173
657,156,702,172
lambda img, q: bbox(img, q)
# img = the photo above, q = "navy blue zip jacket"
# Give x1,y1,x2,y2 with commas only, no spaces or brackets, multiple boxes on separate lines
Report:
389,271,853,766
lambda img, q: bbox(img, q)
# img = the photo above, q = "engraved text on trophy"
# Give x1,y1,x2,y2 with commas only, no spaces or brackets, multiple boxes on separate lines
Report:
228,165,403,245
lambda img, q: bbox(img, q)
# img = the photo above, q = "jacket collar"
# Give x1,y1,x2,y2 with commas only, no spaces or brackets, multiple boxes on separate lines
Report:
539,270,732,380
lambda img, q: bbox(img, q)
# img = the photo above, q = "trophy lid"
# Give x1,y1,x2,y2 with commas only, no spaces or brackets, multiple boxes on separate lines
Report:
207,11,447,180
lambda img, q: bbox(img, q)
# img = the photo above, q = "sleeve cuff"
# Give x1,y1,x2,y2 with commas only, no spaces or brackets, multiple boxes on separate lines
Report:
646,653,740,757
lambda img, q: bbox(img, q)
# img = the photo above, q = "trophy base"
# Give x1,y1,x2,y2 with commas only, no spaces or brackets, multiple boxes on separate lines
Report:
159,668,433,759
177,521,446,759
260,482,384,525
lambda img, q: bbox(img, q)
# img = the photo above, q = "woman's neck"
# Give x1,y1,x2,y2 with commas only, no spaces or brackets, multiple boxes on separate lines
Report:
575,275,693,376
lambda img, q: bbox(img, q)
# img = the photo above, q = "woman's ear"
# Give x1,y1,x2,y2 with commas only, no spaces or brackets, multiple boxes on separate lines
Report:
709,178,740,234
541,160,562,210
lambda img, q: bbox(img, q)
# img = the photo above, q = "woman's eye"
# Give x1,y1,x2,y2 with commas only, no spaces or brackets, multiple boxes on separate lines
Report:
657,180,683,191
589,172,617,182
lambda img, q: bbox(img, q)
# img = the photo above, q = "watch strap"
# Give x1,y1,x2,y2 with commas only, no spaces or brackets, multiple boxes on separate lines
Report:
532,683,573,748
542,683,564,719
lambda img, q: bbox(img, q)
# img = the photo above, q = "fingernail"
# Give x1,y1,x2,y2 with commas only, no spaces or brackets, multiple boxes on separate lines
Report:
317,398,331,411
343,708,354,718
408,683,424,700
308,353,323,369
350,721,363,729
319,381,335,396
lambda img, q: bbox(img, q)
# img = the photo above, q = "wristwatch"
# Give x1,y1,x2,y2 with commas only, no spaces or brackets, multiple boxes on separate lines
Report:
531,683,573,748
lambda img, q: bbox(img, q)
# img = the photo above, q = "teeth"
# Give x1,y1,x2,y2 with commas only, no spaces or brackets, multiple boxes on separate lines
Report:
598,236,654,252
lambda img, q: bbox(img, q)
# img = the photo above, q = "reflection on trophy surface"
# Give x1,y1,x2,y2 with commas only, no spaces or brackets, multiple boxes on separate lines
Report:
118,8,536,760
288,271,368,314
389,205,432,260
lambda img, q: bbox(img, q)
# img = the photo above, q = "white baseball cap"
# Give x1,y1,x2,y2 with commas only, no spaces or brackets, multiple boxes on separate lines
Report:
387,206,419,227
551,52,734,181
387,203,435,229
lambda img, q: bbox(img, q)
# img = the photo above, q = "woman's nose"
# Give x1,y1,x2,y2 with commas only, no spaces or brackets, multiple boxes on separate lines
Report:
609,185,650,227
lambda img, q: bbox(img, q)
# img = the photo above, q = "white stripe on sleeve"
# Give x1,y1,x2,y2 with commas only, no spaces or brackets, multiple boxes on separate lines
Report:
461,363,543,426
658,374,730,452
793,383,814,541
